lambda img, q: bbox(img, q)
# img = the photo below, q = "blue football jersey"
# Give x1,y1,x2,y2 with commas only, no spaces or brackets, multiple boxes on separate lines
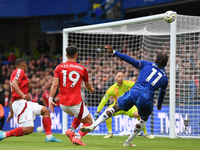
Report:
114,51,168,107
114,51,168,91
137,60,168,92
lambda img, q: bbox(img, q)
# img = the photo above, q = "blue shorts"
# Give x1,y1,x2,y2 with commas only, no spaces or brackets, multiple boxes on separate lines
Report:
117,88,153,118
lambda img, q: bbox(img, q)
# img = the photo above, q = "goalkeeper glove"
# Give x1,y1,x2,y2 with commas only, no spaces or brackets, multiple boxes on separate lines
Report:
94,112,100,121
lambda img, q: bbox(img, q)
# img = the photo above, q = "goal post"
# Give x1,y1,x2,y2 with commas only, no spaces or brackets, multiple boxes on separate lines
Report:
169,16,176,138
62,31,68,134
62,12,200,138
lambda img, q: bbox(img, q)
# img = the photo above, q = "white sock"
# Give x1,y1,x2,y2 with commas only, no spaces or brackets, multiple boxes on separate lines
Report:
93,107,115,128
46,134,53,139
2,133,6,138
126,119,146,143
70,127,75,132
75,133,81,139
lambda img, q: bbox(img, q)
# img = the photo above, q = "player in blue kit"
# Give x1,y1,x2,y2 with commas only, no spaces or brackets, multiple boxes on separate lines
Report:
81,44,169,147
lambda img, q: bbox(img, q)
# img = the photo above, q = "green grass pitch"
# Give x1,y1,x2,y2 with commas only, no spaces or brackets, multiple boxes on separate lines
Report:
1,133,200,150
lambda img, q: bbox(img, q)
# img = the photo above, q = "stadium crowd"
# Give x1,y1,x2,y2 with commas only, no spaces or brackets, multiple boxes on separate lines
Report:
0,41,139,108
0,37,200,110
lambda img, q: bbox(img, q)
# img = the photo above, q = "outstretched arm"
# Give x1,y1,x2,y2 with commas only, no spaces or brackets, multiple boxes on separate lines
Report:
105,44,140,68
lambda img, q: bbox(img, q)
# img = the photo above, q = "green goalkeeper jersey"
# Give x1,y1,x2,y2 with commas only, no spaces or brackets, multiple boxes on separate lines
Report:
97,80,135,112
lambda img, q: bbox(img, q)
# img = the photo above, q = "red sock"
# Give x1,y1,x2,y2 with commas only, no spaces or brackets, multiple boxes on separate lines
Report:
6,127,24,137
78,123,91,137
71,117,81,129
42,117,52,135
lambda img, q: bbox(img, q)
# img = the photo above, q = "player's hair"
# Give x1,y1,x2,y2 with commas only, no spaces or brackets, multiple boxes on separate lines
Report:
115,70,124,75
15,58,26,66
66,45,78,58
155,52,169,68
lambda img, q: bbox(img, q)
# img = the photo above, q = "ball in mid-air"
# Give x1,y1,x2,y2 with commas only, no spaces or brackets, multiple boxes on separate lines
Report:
164,11,176,23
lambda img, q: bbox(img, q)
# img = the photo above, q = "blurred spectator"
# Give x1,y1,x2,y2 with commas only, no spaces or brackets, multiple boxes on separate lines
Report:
48,61,54,69
124,71,131,80
0,84,5,107
9,42,20,57
4,90,10,107
40,53,45,63
43,57,50,70
53,60,59,69
31,88,38,103
59,56,63,63
88,77,104,106
35,59,43,71
94,6,102,17
102,73,115,93
7,50,17,63
5,41,20,58
121,41,128,54
0,70,7,84
177,72,197,105
130,76,137,82
41,82,51,107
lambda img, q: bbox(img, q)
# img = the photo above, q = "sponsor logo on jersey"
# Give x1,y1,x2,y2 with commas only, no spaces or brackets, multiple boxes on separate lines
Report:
104,94,107,100
14,74,20,80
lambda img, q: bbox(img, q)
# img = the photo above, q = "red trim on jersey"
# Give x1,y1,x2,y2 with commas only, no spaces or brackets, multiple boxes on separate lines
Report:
139,61,141,68
17,102,27,123
77,101,84,120
15,69,21,80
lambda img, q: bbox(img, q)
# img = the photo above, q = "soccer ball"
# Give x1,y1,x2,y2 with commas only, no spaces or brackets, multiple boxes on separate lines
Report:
36,126,43,133
164,11,176,23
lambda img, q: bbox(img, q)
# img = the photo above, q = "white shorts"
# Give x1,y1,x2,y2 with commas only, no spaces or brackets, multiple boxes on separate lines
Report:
12,100,43,127
60,101,89,120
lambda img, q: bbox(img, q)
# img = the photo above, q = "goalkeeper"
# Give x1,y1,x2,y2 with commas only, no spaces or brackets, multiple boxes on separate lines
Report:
94,71,154,139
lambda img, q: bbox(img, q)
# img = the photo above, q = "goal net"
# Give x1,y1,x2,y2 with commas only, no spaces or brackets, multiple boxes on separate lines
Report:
62,13,200,138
